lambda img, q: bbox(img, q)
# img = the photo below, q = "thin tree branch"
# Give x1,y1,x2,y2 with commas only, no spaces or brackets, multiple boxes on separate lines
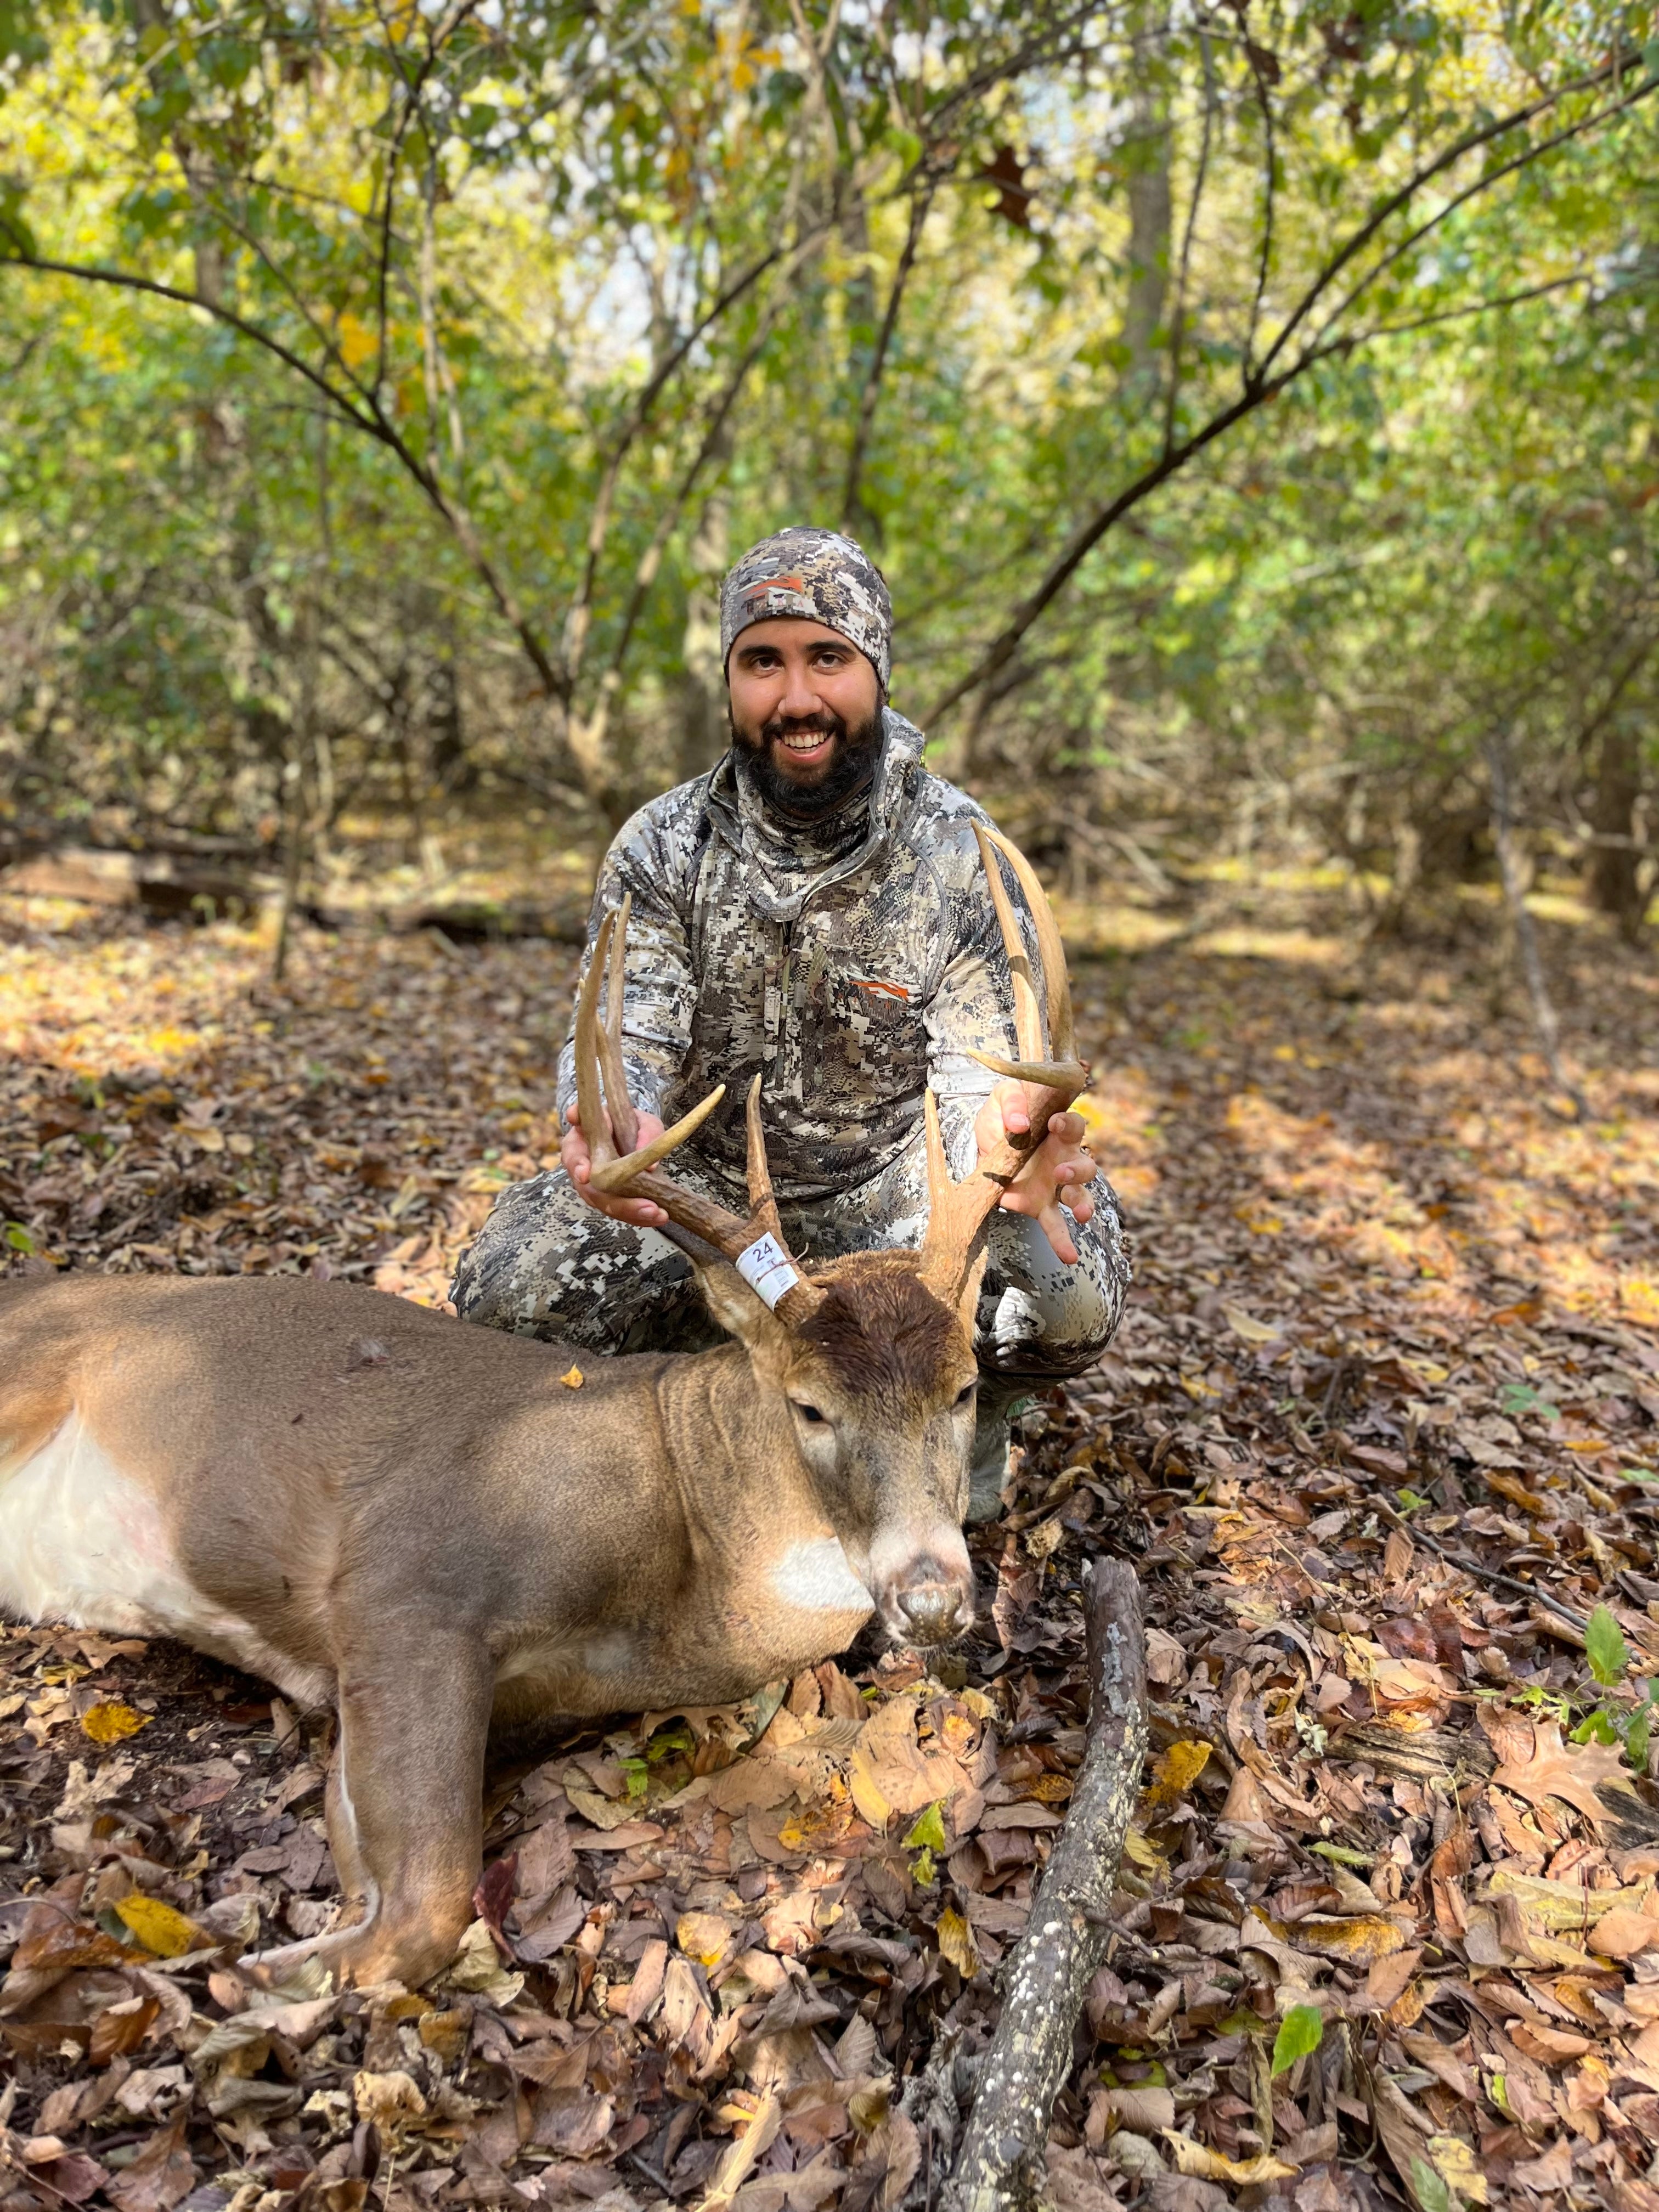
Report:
1163,19,1216,458
1257,43,1649,382
1239,23,1277,385
841,178,935,531
922,54,1659,728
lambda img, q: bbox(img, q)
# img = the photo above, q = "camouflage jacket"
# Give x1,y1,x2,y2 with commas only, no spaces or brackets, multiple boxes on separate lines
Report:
555,710,1043,1203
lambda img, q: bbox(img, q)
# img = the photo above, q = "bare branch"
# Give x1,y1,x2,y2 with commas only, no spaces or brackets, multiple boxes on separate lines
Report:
841,178,936,532
922,53,1659,729
1257,43,1649,382
1163,17,1217,458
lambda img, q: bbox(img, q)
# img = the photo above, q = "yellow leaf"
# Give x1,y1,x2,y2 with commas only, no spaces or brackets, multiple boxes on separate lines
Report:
560,1365,584,1389
935,1909,978,1978
1427,2134,1488,2205
1223,1305,1282,1345
1143,1739,1211,1811
1288,1914,1408,1965
847,1749,892,1828
115,1895,206,1959
81,1702,150,1745
1121,1825,1166,1872
675,1910,735,1968
1161,2133,1296,2185
336,311,379,370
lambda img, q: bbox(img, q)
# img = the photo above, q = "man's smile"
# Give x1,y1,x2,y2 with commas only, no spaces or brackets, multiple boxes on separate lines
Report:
775,727,837,762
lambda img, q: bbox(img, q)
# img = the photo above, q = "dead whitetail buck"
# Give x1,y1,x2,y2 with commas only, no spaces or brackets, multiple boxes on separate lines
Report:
0,828,1087,1990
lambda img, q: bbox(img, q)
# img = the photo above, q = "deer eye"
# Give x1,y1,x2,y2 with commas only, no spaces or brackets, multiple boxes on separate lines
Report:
955,1381,978,1408
792,1400,828,1425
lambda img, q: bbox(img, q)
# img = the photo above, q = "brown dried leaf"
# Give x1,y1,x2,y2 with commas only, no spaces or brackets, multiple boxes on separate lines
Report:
1490,1720,1639,1828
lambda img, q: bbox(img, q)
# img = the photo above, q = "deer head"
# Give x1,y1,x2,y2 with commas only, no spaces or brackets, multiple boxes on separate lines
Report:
573,824,1088,1647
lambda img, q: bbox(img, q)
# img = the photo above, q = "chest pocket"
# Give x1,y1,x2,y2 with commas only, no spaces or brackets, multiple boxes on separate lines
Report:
804,963,928,1102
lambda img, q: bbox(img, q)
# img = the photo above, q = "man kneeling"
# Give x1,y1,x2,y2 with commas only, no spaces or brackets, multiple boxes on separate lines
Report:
453,527,1131,1520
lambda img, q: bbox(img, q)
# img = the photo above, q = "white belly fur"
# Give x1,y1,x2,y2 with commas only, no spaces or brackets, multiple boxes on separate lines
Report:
0,1413,332,1708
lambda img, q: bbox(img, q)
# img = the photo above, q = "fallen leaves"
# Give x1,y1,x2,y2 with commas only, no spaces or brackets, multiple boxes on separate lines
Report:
111,1898,204,1960
1489,1718,1641,1828
78,1703,150,1746
5,884,1659,2212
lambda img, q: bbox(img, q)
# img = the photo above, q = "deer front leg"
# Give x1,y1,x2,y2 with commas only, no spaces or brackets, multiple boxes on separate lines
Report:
247,1632,494,1991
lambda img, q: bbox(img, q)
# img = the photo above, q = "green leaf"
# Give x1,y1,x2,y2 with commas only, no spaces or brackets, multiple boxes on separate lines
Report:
1409,2156,1454,2212
1585,1604,1628,1688
1309,1842,1374,1867
1629,1706,1651,1771
1270,2004,1324,2077
1644,39,1659,84
4,1222,36,1254
1500,1381,1559,1420
1570,1708,1618,1745
904,1801,947,1853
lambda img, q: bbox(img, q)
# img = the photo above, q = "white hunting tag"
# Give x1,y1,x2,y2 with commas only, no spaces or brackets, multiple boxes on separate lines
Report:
736,1232,799,1311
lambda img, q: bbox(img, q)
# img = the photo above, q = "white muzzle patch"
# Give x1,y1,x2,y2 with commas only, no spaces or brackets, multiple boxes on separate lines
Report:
770,1536,873,1615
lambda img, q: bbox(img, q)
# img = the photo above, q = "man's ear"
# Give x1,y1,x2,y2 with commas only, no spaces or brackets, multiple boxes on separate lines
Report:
695,1256,794,1355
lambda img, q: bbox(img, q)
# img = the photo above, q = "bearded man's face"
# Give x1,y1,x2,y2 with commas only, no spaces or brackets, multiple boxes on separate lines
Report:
726,618,884,821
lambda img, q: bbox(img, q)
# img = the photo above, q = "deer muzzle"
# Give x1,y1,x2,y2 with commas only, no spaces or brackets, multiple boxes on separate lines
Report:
868,1530,975,1648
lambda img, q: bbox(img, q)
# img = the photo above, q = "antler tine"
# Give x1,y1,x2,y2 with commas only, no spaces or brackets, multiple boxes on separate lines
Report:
966,823,1087,1092
601,891,637,1157
574,901,725,1192
573,908,622,1181
574,909,821,1322
744,1074,784,1243
972,822,1042,1063
982,825,1077,1063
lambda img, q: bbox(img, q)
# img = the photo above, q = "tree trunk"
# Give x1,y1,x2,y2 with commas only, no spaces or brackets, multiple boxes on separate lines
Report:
1120,9,1172,400
1587,712,1646,941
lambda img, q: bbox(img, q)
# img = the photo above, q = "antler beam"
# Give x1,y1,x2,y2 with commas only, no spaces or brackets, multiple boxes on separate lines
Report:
919,827,1092,1306
573,906,821,1327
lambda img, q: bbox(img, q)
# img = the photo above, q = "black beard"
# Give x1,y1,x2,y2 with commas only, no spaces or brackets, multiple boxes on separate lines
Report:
729,704,885,823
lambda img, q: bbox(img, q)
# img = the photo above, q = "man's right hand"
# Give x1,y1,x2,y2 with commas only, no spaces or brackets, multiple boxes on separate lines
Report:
562,1102,670,1228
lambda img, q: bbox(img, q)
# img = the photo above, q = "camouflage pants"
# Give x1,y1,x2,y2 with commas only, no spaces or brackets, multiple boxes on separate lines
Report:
450,1129,1131,1382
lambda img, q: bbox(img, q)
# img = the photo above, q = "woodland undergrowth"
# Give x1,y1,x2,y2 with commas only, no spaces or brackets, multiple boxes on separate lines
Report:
3,883,1658,2212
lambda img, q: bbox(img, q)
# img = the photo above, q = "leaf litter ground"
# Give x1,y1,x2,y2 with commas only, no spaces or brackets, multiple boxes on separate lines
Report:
3,884,1659,2212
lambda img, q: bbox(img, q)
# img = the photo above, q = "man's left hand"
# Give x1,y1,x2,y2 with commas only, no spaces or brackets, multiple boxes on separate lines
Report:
973,1081,1097,1266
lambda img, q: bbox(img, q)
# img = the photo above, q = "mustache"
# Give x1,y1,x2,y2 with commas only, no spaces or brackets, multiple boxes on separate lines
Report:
762,710,844,741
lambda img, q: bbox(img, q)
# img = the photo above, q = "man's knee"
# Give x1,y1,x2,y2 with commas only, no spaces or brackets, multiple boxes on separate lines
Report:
977,1189,1132,1379
450,1170,605,1338
451,1167,711,1352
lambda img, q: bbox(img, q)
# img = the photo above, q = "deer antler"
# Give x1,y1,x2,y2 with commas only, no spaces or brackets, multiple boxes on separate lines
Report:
918,826,1091,1306
573,905,821,1326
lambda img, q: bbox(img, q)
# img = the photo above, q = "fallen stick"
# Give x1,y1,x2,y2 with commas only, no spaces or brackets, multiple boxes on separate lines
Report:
940,1555,1149,2212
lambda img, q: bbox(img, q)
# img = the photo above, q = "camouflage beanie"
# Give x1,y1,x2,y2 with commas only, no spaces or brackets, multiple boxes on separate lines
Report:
720,527,892,689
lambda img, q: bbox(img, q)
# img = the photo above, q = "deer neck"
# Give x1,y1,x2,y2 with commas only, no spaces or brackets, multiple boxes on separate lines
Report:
654,1348,874,1652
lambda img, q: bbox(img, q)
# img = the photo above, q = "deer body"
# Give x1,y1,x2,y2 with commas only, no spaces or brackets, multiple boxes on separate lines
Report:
1,1275,883,1710
1,825,1091,1991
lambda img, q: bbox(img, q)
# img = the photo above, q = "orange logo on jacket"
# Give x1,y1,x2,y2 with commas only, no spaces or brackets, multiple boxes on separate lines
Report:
852,978,910,1001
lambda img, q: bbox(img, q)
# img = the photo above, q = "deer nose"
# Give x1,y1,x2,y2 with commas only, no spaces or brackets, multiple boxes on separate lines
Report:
896,1566,970,1645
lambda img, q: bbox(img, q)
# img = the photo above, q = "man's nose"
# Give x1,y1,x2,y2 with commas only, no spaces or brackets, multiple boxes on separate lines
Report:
778,664,823,721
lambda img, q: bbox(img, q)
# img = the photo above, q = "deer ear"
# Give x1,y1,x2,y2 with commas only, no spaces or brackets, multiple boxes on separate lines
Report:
695,1259,794,1353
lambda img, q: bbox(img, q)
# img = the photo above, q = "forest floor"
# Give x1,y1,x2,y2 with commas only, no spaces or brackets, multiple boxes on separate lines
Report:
3,872,1659,2212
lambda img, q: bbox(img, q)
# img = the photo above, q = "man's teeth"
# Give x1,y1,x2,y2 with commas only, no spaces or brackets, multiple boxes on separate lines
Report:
779,731,831,752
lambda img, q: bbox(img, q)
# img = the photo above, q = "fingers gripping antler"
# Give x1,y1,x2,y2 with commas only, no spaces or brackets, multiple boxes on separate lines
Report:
573,905,820,1325
918,827,1091,1306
